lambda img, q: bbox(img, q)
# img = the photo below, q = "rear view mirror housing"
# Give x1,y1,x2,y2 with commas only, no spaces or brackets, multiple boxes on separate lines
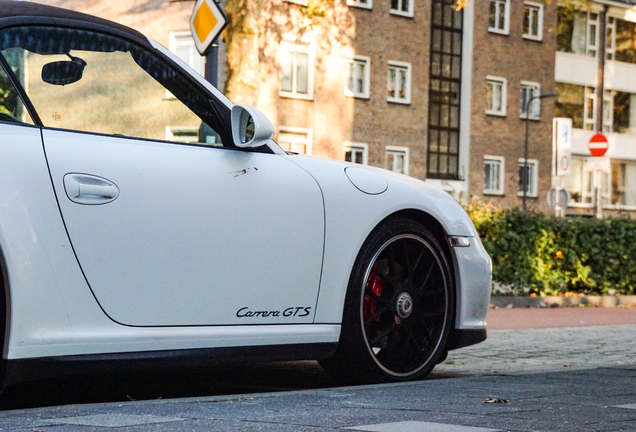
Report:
231,104,275,149
42,56,86,86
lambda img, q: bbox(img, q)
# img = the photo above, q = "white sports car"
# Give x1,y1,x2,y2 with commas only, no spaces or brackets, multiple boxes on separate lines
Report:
0,2,491,388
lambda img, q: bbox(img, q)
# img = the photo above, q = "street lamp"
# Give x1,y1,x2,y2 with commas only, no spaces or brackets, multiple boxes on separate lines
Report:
523,92,558,211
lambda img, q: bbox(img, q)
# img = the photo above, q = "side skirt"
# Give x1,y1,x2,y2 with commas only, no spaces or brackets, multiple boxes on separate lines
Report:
447,328,487,351
0,342,338,389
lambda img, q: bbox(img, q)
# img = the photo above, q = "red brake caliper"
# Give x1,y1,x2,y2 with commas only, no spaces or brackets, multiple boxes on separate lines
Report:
363,267,384,321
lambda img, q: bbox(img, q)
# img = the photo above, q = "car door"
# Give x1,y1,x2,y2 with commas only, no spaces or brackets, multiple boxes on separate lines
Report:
5,25,325,327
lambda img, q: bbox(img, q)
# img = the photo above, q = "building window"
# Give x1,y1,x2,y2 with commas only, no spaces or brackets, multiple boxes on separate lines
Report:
611,161,636,206
557,10,626,62
169,31,205,76
523,2,543,41
387,61,411,104
165,126,201,144
280,40,314,100
390,0,413,18
428,0,463,180
347,0,372,9
278,127,312,154
583,87,612,132
344,142,368,165
345,55,370,99
486,76,506,116
615,18,636,64
520,82,541,119
385,146,409,175
518,159,538,197
489,0,509,35
484,156,504,195
555,82,584,129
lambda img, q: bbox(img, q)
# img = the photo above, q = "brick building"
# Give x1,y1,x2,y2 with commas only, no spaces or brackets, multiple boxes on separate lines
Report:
25,0,636,215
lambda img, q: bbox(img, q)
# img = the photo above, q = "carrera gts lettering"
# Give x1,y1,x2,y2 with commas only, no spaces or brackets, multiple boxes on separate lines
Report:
236,307,312,318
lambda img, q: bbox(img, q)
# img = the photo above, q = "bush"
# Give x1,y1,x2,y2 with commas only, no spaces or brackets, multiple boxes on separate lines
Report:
467,200,636,296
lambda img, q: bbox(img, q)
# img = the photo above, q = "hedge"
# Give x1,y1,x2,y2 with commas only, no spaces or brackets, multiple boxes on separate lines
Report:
467,200,636,296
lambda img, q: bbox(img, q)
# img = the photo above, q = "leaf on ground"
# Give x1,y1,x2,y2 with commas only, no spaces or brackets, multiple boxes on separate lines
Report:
482,397,509,404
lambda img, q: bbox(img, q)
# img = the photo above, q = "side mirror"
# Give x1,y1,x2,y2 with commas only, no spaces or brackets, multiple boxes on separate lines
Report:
231,104,275,148
42,56,86,86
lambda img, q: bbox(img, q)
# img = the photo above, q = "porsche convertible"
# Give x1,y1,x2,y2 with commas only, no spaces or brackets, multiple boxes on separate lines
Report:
0,2,491,389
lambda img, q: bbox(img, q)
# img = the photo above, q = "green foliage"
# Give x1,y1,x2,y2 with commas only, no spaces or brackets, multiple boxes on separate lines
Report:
467,200,636,296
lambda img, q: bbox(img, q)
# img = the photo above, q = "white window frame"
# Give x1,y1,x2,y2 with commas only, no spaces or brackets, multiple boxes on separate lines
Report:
587,12,599,58
344,142,369,165
606,16,615,60
385,145,409,176
277,126,313,155
387,61,411,104
584,87,613,132
517,158,539,198
520,81,541,120
486,76,507,116
483,156,505,195
347,0,372,9
488,0,510,35
522,2,543,41
279,38,315,101
390,0,413,18
345,55,371,99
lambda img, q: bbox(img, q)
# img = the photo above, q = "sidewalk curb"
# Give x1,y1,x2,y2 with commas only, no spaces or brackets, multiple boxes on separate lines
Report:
490,295,636,308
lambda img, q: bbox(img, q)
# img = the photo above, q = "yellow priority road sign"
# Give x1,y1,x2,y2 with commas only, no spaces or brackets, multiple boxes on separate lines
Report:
189,0,228,55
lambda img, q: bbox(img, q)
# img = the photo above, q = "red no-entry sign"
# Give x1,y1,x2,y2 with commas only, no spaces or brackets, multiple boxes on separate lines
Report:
588,133,609,157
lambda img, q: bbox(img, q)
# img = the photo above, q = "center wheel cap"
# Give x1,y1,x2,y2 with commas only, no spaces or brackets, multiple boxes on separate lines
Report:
396,292,413,319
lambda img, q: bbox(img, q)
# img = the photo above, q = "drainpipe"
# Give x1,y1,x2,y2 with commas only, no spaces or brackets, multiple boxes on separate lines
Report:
595,5,608,218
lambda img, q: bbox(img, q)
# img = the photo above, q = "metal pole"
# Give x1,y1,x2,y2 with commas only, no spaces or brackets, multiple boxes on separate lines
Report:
205,39,219,87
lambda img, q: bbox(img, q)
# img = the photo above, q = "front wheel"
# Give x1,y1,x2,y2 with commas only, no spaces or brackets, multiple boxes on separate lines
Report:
320,218,454,384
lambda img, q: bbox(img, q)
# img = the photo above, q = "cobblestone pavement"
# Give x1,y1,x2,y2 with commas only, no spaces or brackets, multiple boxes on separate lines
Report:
0,324,634,431
431,323,636,378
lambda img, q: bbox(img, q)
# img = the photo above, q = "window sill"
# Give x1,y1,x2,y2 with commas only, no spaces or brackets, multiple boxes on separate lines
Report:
345,94,371,100
522,34,543,42
486,110,506,117
347,1,373,9
279,92,314,101
483,191,505,196
387,98,411,105
390,10,414,18
488,28,509,36
517,193,538,198
520,115,541,121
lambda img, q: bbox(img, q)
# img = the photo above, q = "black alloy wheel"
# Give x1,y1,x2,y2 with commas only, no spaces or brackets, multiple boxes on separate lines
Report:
320,218,454,383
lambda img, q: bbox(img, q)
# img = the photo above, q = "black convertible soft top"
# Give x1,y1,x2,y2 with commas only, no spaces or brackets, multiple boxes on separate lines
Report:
0,1,150,47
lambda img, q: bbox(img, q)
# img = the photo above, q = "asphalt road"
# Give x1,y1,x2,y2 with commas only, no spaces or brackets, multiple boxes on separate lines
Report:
0,307,633,411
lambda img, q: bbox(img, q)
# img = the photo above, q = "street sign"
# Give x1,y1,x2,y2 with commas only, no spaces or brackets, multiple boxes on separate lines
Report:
588,133,609,157
553,118,572,176
547,187,570,210
190,0,228,55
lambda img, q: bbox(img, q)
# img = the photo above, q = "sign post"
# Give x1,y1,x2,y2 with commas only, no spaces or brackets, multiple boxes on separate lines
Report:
552,118,572,217
190,0,228,142
588,133,609,218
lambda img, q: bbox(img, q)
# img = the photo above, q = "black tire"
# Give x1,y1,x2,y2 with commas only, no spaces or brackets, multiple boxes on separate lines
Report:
320,218,454,384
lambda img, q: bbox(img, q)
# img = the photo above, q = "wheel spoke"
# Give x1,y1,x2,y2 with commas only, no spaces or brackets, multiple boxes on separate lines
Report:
364,305,392,327
369,322,397,347
364,288,390,306
410,246,426,280
417,260,436,292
